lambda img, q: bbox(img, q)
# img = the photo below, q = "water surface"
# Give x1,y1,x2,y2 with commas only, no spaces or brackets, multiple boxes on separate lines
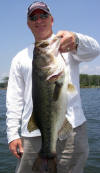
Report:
0,89,100,173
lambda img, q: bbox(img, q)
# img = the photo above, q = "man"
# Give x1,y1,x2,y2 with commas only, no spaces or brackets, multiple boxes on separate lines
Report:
6,1,100,173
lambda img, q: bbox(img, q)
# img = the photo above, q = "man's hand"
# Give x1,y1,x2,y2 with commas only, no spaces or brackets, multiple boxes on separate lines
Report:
56,30,77,53
9,138,24,159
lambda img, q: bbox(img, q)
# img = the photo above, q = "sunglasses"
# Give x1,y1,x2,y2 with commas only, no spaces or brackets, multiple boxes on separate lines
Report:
29,13,49,21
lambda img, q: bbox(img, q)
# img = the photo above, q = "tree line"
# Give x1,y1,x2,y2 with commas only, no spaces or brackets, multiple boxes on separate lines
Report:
0,74,100,89
80,74,100,88
0,77,9,89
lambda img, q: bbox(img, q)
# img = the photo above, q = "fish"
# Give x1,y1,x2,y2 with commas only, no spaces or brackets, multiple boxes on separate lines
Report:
27,36,76,172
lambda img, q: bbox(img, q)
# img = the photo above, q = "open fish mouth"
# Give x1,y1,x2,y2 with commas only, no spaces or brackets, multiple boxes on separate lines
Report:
35,36,62,50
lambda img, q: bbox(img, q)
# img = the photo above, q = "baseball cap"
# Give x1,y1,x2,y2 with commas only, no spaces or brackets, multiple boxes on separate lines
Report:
27,1,51,16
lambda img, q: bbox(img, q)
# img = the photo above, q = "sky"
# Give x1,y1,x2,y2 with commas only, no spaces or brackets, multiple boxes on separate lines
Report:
0,0,100,81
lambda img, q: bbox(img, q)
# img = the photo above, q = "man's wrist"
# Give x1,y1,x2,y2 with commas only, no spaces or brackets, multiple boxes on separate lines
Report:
74,33,79,49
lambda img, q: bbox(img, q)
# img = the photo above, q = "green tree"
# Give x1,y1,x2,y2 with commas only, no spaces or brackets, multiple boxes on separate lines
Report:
0,76,9,88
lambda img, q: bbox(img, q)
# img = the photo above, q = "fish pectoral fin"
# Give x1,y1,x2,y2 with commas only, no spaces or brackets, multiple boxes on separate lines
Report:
53,77,64,101
58,119,73,140
67,83,76,92
27,112,38,132
53,82,62,101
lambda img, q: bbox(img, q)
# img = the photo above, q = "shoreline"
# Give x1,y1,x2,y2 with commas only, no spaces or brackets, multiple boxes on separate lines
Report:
0,87,100,90
0,88,7,90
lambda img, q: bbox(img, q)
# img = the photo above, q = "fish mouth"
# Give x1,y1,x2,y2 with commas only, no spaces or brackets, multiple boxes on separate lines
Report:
35,36,62,49
50,36,62,44
35,41,49,48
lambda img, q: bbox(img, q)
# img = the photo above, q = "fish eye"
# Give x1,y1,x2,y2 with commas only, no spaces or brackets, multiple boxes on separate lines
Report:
39,42,49,48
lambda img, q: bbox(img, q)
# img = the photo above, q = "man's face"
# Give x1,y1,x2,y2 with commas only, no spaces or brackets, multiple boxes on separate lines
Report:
27,9,53,41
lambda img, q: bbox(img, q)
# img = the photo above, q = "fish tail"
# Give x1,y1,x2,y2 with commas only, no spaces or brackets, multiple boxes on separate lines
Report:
32,156,57,173
32,156,43,172
48,158,57,173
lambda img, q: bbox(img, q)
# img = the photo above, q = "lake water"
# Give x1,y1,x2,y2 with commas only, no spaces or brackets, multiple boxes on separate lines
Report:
0,89,100,173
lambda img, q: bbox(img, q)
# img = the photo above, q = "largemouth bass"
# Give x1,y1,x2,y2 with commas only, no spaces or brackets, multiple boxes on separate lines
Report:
27,36,75,172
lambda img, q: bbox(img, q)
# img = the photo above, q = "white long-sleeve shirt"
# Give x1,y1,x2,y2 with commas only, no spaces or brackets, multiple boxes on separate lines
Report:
6,33,100,143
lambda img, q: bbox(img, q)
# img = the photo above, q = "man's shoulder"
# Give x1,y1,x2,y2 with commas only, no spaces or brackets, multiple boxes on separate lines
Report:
13,44,34,63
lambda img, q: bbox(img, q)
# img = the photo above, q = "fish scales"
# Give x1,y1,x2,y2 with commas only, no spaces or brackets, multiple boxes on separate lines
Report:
27,36,74,172
33,67,56,157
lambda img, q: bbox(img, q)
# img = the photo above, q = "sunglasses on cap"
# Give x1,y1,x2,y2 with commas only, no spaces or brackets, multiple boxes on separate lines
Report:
29,13,49,21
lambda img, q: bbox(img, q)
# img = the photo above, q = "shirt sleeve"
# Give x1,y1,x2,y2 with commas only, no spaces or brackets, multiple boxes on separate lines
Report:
71,33,100,62
6,56,25,143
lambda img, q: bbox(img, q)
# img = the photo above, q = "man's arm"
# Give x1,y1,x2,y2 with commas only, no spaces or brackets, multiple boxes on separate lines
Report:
6,56,25,158
56,30,100,61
